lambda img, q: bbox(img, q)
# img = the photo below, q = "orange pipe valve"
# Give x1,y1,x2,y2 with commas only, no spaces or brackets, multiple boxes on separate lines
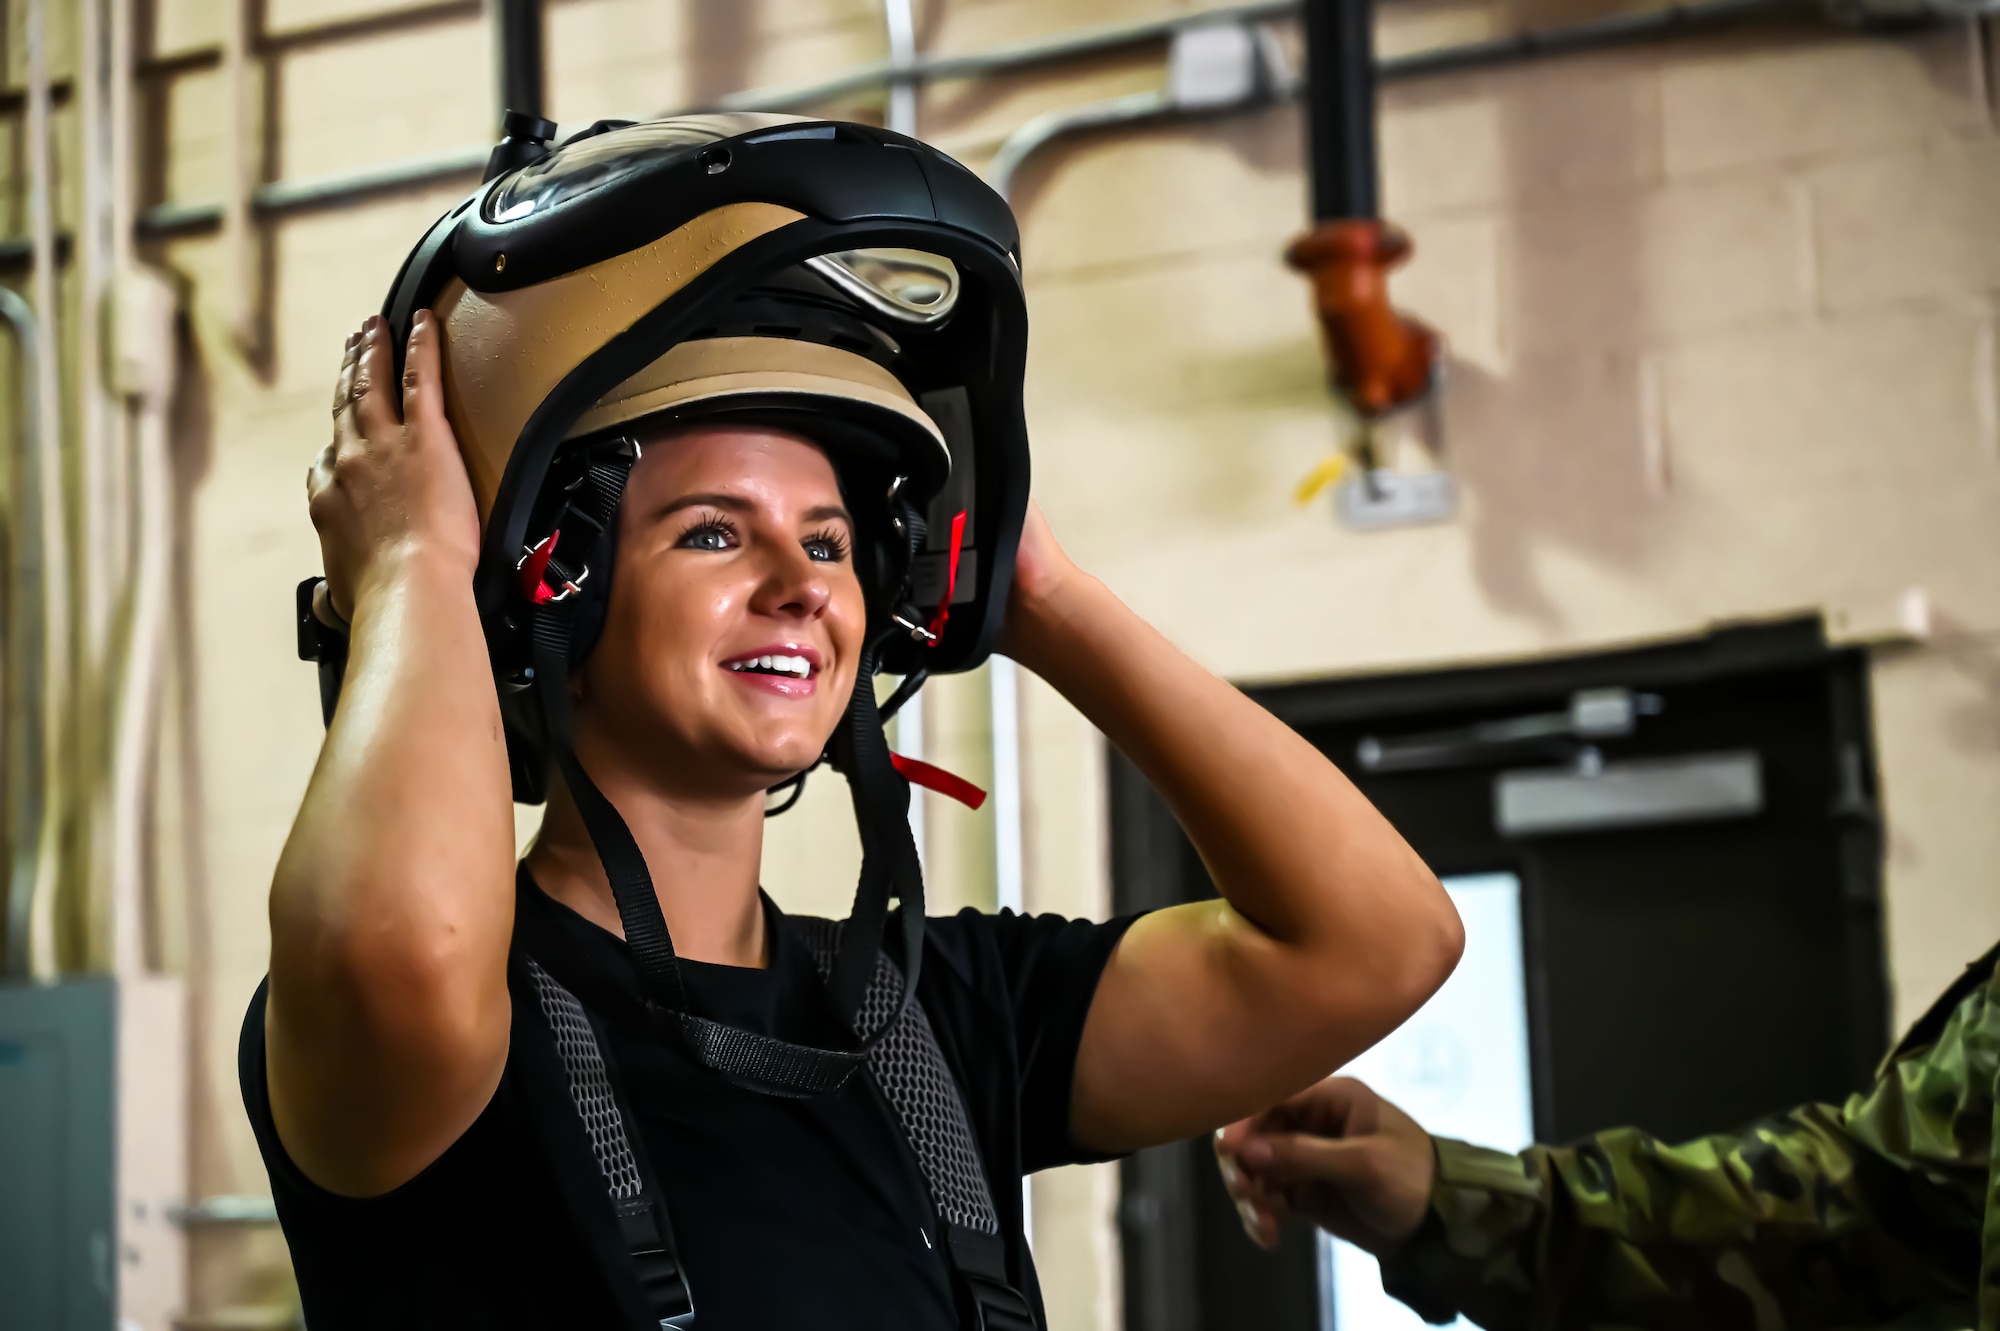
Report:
1286,217,1438,420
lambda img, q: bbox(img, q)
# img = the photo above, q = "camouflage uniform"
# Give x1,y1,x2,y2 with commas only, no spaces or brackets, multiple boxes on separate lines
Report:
1380,942,2000,1331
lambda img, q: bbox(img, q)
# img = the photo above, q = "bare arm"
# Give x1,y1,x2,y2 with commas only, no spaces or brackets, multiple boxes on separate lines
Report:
1005,510,1463,1154
265,313,516,1197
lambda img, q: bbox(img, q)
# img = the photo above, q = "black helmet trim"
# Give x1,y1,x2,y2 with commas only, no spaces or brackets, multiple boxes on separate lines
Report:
450,117,1018,296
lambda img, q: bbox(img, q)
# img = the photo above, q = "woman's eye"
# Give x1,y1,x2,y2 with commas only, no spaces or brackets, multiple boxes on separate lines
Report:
678,520,735,551
803,530,850,563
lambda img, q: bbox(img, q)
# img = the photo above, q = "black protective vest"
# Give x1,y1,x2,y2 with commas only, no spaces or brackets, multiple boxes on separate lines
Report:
516,919,1038,1331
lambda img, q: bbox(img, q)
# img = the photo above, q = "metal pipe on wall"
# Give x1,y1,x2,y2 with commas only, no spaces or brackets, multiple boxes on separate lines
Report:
494,0,546,117
80,0,119,684
883,0,920,136
63,0,1816,247
1,286,48,980
1302,0,1378,219
21,0,72,980
221,0,258,354
877,0,929,867
108,272,180,982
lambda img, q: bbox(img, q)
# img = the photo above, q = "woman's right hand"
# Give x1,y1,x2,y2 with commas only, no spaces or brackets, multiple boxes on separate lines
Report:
308,311,479,624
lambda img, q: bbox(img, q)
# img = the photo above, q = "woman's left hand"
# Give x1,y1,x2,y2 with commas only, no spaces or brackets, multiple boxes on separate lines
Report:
1001,501,1082,667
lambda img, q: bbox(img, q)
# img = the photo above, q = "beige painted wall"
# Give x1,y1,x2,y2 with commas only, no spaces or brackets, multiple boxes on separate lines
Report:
7,0,1999,1325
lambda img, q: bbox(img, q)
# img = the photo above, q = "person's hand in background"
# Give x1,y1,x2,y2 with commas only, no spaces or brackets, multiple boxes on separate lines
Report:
1214,1076,1436,1257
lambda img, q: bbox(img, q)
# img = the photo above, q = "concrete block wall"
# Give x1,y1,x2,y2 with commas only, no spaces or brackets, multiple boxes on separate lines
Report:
6,0,1999,1326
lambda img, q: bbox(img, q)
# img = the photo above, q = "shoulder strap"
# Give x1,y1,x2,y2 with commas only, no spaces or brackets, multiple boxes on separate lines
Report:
793,918,1040,1331
526,957,696,1329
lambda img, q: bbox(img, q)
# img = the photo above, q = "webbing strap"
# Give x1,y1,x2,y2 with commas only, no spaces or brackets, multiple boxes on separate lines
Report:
950,1227,1040,1331
532,608,924,1097
526,957,695,1326
793,918,1001,1236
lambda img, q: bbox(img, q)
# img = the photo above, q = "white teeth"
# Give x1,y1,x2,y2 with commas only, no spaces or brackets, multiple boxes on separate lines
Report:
730,653,812,678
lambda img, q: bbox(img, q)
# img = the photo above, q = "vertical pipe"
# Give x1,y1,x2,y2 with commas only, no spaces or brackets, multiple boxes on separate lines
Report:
879,0,922,864
24,0,73,979
495,0,547,118
989,656,1023,915
80,0,116,666
109,273,178,982
0,288,46,980
221,0,256,351
985,143,1033,1243
987,653,1031,1244
81,0,126,974
1301,0,1379,220
883,0,919,136
108,0,169,982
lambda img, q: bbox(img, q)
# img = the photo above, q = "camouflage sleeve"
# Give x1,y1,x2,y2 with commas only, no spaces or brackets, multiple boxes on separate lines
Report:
1378,952,1997,1331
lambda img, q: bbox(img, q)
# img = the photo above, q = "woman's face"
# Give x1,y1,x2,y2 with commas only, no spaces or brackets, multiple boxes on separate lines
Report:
574,423,867,800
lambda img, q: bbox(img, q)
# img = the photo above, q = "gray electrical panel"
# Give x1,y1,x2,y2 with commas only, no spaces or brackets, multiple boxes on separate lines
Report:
0,978,118,1331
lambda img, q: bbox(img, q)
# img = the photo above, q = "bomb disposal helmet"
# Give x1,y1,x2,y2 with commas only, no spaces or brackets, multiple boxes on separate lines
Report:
376,111,1028,806
302,111,1033,1099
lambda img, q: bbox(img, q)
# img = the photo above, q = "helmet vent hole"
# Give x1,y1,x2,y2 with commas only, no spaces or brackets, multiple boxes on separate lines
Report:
701,147,732,175
494,253,508,272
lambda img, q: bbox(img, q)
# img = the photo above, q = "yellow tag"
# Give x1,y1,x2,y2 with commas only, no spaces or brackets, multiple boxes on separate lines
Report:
1293,454,1348,506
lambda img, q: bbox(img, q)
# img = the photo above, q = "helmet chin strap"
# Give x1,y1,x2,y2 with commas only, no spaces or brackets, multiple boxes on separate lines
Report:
521,448,926,1098
532,610,925,1097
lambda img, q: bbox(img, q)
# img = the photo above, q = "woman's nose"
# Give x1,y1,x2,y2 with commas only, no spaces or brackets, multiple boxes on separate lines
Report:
750,542,833,621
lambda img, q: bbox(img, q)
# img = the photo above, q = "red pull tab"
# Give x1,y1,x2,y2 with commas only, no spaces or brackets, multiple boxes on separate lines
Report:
924,510,967,646
889,751,988,810
518,530,561,605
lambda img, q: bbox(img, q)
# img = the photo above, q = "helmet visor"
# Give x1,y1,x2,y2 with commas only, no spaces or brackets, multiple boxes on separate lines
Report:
482,113,806,223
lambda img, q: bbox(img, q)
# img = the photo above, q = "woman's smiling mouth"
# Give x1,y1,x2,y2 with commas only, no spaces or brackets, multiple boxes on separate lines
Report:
722,645,822,696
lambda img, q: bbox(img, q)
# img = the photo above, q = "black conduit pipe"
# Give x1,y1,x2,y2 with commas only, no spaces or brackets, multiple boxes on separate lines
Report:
494,0,546,120
1302,0,1379,221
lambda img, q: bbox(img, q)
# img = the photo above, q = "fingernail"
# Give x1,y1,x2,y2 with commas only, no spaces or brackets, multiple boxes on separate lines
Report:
1217,1157,1242,1189
1235,1199,1260,1231
412,309,429,330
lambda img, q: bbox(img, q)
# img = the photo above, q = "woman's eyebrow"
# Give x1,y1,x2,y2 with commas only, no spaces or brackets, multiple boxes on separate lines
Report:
655,492,752,519
651,494,853,526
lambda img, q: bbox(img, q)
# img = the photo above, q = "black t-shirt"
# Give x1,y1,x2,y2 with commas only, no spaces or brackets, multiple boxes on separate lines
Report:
240,875,1137,1330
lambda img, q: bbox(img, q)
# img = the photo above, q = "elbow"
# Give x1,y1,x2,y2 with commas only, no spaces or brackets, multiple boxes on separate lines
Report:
1415,880,1465,1002
1379,872,1464,1021
272,896,508,1058
1301,868,1464,1047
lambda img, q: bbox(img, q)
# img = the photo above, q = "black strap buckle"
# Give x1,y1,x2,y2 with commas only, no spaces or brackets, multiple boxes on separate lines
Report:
965,1276,1038,1331
949,1226,1040,1331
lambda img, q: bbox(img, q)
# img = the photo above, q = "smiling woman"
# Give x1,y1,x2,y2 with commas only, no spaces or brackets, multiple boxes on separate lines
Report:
521,423,870,951
252,113,1461,1331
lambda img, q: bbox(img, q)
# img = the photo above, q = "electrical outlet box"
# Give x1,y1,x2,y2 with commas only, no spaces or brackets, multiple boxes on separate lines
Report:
1336,470,1456,531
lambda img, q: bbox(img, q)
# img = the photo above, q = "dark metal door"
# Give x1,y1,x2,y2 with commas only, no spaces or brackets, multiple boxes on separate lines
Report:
1113,618,1889,1331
